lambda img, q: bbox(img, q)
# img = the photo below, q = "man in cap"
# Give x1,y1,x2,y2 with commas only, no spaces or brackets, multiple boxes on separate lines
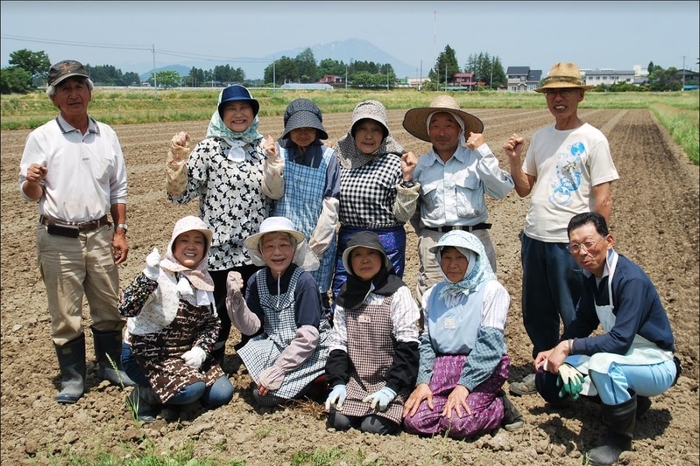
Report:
402,95,514,302
18,59,135,403
502,62,619,396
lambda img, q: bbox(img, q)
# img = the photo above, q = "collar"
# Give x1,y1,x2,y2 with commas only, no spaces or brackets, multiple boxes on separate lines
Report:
584,248,618,282
426,145,467,166
56,114,99,135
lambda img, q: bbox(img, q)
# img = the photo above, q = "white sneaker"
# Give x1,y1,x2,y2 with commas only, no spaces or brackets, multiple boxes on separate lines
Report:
509,373,537,396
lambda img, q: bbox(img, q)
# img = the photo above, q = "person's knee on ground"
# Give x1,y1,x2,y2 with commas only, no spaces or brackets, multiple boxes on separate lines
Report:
360,415,399,435
201,376,234,409
252,387,287,407
327,411,353,431
168,381,207,405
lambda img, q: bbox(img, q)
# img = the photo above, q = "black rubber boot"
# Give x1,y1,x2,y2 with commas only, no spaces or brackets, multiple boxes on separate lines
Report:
128,385,161,423
92,327,136,387
636,396,652,418
497,389,524,431
54,334,87,404
586,394,637,466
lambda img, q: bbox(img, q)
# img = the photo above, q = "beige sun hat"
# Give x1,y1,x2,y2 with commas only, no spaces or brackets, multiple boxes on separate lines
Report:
535,62,594,93
402,95,484,142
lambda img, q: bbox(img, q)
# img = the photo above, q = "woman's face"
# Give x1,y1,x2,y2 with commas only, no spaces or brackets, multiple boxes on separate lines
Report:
289,127,317,150
172,231,206,269
221,101,254,132
353,120,385,155
440,246,469,283
260,232,295,277
350,246,383,281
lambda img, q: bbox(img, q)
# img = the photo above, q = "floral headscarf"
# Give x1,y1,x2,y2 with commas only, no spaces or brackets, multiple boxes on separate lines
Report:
205,88,263,160
429,230,496,307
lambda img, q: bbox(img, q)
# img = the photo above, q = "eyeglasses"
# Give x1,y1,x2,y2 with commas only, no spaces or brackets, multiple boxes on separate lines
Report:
544,89,577,99
567,236,604,254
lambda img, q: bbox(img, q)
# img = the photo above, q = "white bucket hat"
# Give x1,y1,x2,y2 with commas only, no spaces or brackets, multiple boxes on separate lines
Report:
243,217,319,271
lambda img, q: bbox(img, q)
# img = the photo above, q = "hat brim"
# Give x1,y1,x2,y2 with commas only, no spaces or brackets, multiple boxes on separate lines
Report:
51,73,90,87
341,244,390,275
534,82,595,93
402,107,484,142
282,111,328,140
244,229,306,252
218,98,260,117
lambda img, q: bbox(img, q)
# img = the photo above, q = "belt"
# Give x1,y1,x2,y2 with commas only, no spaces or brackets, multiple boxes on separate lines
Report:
424,223,492,233
40,215,110,233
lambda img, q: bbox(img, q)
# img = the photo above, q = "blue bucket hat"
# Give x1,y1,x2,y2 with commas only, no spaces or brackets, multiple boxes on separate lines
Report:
218,84,260,118
282,98,328,140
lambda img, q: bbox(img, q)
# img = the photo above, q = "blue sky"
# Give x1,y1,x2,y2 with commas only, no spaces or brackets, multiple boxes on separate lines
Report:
1,1,698,78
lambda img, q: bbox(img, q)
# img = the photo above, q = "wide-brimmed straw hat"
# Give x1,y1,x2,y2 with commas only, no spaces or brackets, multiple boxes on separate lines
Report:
282,98,328,140
535,62,594,93
402,95,484,142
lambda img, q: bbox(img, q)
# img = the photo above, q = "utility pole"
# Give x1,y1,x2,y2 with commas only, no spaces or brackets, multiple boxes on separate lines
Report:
682,55,686,89
273,55,276,90
433,11,437,70
420,60,422,91
386,65,389,91
345,62,348,89
490,56,494,90
151,44,157,93
444,63,447,91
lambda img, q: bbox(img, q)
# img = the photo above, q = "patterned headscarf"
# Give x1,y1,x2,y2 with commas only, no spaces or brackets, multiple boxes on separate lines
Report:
205,88,263,160
159,216,215,304
335,100,405,170
429,230,496,307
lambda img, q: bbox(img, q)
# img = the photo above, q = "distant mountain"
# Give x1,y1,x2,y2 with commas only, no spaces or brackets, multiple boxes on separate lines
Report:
138,64,190,83
133,38,416,82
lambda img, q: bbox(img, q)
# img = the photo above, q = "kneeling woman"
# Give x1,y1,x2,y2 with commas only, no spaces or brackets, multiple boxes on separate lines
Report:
120,216,234,422
226,217,332,407
325,231,420,435
403,230,521,439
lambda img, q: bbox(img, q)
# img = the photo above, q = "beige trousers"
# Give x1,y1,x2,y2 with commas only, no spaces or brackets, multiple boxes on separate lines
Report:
36,223,125,346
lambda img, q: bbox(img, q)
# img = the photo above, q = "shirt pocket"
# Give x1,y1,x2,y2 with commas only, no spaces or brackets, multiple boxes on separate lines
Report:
454,173,485,218
92,155,116,185
420,180,441,222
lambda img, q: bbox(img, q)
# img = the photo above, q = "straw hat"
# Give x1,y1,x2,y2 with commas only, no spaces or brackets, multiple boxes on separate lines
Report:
402,95,484,142
535,62,594,93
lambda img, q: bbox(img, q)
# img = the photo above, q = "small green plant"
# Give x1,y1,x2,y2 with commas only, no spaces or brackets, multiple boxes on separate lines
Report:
106,353,140,423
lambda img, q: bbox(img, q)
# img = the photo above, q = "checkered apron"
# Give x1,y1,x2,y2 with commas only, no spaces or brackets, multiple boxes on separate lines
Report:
341,295,408,423
237,267,331,400
272,146,336,293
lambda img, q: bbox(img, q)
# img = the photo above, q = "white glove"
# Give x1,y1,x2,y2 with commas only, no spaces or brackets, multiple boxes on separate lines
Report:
325,384,347,411
143,247,161,280
362,386,397,411
181,346,207,369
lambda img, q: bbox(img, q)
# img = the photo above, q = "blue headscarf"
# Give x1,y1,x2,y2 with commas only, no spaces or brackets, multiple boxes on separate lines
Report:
429,230,496,307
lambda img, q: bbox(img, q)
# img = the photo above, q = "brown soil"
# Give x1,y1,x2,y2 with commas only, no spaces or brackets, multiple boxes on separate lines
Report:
1,108,698,465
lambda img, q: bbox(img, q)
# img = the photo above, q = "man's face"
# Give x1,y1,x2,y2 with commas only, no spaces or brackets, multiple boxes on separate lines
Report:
544,88,584,120
51,77,91,118
568,222,613,276
428,112,461,155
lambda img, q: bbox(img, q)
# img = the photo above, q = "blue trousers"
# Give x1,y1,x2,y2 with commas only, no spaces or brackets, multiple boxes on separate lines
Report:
121,342,233,408
535,357,676,406
520,233,583,358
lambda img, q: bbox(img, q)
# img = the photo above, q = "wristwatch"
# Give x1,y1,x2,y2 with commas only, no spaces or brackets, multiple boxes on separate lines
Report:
401,180,416,189
116,223,129,233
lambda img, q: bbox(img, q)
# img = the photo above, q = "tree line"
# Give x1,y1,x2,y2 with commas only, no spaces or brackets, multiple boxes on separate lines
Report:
1,48,696,94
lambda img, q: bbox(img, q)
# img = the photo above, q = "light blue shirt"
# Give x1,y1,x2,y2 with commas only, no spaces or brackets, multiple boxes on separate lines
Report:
414,144,514,227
